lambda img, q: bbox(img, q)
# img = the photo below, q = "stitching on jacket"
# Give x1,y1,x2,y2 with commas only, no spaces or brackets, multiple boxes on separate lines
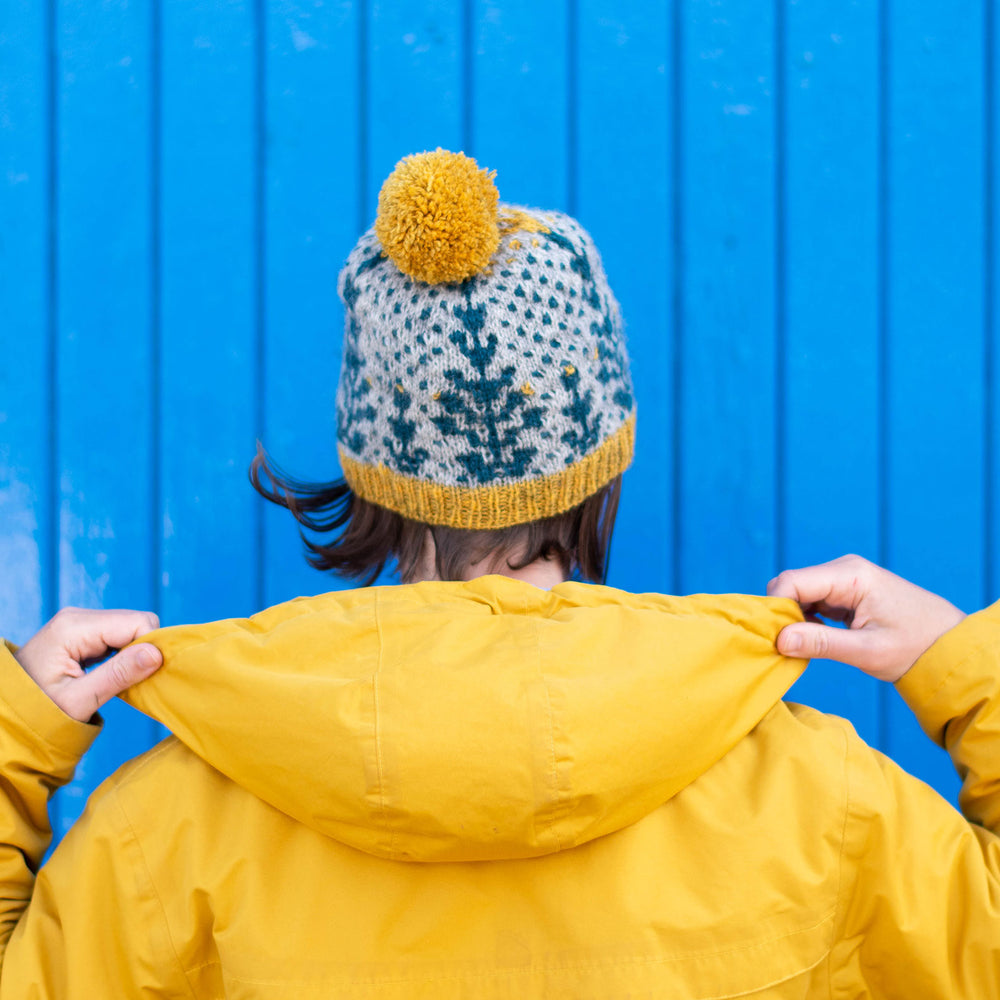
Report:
154,589,371,660
828,722,853,998
113,788,202,999
532,592,564,853
371,588,394,857
914,647,979,707
222,923,835,990
110,737,180,789
903,610,1000,715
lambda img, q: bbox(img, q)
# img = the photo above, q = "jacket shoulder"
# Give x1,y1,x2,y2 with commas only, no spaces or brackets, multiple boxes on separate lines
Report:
108,735,279,841
109,734,225,794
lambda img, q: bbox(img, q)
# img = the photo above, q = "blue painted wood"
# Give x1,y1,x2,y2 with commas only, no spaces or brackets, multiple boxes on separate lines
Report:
577,0,673,595
991,0,999,611
882,0,987,801
364,0,464,586
159,0,259,626
677,0,778,596
261,1,359,608
50,0,162,836
0,0,51,644
366,0,464,224
7,0,1000,843
779,3,881,745
470,0,570,210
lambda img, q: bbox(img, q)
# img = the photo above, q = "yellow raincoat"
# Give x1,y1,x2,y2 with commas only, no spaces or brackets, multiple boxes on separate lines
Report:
0,577,997,996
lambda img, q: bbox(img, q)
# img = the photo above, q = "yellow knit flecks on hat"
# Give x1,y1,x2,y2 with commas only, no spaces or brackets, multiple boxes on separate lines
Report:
336,149,636,530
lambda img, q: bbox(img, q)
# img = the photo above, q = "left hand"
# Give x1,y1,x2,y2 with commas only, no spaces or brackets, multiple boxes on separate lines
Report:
14,608,163,723
766,555,965,682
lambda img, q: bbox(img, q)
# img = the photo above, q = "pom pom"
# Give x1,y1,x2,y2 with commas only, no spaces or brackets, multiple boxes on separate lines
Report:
374,149,500,284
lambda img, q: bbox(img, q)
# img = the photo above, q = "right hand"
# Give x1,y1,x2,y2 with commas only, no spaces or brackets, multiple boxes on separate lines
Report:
13,608,163,723
766,554,966,682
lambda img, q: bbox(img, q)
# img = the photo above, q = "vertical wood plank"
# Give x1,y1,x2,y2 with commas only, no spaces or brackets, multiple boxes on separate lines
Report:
990,0,999,609
470,0,570,209
160,0,258,626
0,1,51,642
52,0,160,835
363,1,463,583
780,4,881,744
577,1,673,593
882,0,986,799
366,0,464,223
678,0,778,596
261,2,360,607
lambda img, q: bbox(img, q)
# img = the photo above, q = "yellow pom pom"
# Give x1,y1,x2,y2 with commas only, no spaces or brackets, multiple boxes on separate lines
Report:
374,149,500,284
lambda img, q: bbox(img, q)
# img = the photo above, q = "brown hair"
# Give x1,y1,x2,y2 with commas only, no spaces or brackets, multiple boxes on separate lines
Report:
249,446,621,586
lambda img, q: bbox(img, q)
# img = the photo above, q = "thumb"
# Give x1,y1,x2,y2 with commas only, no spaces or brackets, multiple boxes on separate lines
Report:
775,622,875,666
64,643,163,722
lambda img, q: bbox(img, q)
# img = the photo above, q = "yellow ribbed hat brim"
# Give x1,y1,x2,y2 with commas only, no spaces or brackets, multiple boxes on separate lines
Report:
339,415,635,529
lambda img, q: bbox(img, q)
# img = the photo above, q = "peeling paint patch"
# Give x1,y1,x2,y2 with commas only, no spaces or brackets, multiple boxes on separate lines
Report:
59,532,110,609
723,103,754,115
0,465,43,641
288,21,318,51
401,31,432,55
59,473,113,608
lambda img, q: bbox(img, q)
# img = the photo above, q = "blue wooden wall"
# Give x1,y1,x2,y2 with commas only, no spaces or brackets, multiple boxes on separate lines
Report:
1,0,995,840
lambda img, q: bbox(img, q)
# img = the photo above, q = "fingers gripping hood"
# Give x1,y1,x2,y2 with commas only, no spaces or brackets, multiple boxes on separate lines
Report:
122,579,804,862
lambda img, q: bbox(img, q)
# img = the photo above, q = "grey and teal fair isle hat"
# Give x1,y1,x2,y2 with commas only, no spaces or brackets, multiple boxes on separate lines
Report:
336,149,635,530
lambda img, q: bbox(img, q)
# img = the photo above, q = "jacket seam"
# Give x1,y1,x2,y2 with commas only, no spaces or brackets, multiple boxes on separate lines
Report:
112,787,200,999
901,613,1000,710
149,591,364,660
906,648,978,707
533,593,564,853
109,738,179,790
699,950,829,1000
221,918,835,988
827,723,853,999
371,588,393,857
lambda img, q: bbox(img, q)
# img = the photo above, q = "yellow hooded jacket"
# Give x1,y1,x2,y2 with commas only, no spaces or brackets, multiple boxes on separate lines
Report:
0,578,998,997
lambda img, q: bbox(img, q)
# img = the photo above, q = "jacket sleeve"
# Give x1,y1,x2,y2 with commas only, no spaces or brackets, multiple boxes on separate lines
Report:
835,604,1000,996
0,641,189,997
0,641,98,953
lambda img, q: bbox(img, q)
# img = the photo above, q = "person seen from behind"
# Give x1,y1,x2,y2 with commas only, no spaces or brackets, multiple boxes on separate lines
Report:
1,150,997,996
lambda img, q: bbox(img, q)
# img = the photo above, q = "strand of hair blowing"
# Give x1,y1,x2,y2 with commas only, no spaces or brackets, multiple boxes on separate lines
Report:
249,444,621,586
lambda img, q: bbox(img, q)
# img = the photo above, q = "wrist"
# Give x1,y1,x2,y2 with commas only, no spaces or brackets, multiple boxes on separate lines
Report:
0,640,101,757
902,607,967,679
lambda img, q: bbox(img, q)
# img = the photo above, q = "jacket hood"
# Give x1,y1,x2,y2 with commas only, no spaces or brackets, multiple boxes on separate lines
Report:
124,578,804,862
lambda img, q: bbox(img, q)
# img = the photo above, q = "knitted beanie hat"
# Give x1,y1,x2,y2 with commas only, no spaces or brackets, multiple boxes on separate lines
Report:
336,149,635,530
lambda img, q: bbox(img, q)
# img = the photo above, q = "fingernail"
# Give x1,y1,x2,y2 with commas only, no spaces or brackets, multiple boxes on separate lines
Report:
782,632,802,653
136,646,160,671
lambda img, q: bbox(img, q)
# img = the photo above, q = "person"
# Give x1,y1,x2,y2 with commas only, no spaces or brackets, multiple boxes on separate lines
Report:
0,151,997,996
